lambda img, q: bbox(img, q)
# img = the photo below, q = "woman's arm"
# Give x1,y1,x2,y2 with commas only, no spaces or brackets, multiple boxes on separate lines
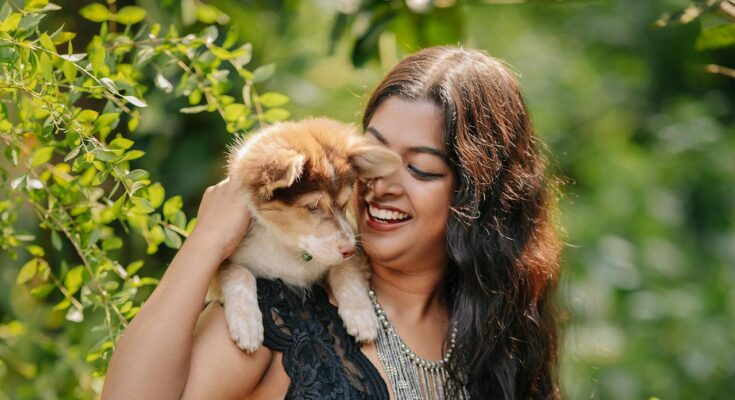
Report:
102,178,266,399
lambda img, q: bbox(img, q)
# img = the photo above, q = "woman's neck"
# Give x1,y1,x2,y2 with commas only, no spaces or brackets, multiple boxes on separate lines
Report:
369,261,448,324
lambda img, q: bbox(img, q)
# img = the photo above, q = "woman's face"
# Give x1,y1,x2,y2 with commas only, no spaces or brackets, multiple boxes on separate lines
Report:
354,96,456,270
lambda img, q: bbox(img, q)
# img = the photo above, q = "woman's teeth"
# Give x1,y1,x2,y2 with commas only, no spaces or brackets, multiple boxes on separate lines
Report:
368,204,410,222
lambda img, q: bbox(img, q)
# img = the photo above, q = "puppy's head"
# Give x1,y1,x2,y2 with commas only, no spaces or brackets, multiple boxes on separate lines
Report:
228,117,401,265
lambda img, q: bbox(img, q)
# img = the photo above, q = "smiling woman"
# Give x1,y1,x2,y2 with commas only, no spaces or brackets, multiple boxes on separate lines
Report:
102,46,562,400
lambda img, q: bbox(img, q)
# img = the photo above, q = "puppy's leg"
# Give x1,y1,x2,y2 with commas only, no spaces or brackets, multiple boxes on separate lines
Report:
327,257,378,342
217,263,263,353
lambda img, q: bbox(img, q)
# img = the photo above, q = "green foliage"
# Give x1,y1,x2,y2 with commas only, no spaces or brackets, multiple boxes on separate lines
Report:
0,0,290,396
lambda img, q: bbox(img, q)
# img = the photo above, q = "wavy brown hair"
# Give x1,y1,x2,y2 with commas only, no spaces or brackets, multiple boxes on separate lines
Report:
363,46,564,399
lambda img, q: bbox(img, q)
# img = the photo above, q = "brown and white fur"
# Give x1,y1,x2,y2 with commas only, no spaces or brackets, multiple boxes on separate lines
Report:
206,117,401,352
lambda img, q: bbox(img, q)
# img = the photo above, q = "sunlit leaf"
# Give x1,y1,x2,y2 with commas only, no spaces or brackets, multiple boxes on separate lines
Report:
115,6,146,25
79,3,110,22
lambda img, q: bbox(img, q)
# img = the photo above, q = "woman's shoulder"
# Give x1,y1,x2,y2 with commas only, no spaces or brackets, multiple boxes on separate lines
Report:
182,301,274,399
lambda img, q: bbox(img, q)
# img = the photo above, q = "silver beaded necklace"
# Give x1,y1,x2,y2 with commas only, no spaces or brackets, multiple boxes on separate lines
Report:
368,290,470,400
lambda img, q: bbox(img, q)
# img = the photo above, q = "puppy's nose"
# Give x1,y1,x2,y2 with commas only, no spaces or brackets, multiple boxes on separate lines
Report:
340,243,356,259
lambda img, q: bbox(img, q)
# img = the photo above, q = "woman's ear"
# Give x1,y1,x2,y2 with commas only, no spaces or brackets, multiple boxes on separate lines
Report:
349,140,402,178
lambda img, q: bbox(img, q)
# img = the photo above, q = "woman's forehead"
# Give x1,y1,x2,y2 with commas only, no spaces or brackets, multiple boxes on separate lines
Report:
366,97,446,152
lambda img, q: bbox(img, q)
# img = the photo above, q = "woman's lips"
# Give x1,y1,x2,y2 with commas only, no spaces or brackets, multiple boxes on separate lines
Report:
364,202,411,232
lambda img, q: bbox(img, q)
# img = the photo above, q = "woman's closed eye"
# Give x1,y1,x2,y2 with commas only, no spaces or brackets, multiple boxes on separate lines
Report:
408,164,445,180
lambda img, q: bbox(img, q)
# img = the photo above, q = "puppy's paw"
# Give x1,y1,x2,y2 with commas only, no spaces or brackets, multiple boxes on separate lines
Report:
338,299,379,343
224,303,264,353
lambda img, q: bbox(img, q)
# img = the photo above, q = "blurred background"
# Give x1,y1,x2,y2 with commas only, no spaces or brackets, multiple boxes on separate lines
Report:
1,0,734,398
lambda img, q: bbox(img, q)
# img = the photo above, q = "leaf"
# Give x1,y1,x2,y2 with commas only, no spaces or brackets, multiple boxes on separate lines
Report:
80,3,110,23
145,182,166,208
223,103,247,122
51,31,76,44
179,105,209,114
59,53,86,62
163,227,182,249
64,266,84,295
695,24,735,51
92,148,118,162
100,77,117,92
252,64,275,83
0,13,21,32
155,73,173,93
51,230,62,250
131,196,154,213
102,236,123,251
30,283,55,298
125,169,148,181
16,259,38,284
77,109,99,123
186,217,197,234
39,33,56,53
26,245,44,257
53,299,71,311
196,4,223,24
115,6,146,25
31,146,54,167
259,92,289,108
126,260,144,275
163,195,183,219
66,307,84,323
110,137,135,150
123,95,147,107
120,150,145,162
264,108,290,123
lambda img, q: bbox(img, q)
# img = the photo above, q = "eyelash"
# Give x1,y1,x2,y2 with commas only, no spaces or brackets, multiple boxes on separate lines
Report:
407,164,444,181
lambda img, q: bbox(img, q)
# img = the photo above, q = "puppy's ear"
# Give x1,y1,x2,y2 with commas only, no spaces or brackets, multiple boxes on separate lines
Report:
349,140,402,178
233,144,306,200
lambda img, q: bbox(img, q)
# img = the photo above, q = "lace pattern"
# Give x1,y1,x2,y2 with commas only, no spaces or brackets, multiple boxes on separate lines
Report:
257,278,389,399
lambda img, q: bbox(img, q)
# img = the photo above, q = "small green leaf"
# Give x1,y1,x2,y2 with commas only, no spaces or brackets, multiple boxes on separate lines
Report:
120,150,145,162
179,105,209,114
695,24,735,51
16,259,38,284
102,236,123,251
39,33,56,52
51,230,62,250
126,260,144,275
109,137,134,150
114,6,146,25
196,4,224,24
64,266,85,295
186,217,197,234
259,92,289,108
30,283,55,298
163,195,183,219
264,108,290,123
123,95,147,107
252,64,275,83
125,169,148,181
145,182,165,209
223,103,247,122
0,13,22,32
77,109,99,123
92,148,118,161
26,245,44,257
80,3,110,23
163,227,182,249
31,146,54,167
131,196,154,213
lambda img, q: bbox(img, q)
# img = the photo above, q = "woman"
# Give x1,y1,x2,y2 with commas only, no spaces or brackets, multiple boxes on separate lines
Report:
103,46,563,399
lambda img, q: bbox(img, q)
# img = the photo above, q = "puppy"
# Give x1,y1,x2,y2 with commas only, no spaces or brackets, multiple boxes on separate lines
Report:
206,117,401,352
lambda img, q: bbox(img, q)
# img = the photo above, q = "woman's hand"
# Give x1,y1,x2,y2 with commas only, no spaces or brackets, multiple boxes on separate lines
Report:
188,177,252,263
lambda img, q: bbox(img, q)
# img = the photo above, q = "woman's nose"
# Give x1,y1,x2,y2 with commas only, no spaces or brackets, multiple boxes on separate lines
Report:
371,173,403,198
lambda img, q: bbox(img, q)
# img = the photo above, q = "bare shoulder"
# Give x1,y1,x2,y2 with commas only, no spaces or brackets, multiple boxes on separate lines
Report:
181,301,273,400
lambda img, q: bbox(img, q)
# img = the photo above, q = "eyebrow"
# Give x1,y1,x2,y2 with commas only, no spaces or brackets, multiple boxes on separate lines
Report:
365,127,448,160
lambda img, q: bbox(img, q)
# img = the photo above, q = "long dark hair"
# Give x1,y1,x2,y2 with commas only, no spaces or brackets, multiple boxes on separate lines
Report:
363,46,564,399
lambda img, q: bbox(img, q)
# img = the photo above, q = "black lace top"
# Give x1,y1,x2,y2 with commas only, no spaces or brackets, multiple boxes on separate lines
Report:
256,278,389,399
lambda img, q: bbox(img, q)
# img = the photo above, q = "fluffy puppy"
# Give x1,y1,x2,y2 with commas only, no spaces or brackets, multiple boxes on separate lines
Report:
206,117,401,352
